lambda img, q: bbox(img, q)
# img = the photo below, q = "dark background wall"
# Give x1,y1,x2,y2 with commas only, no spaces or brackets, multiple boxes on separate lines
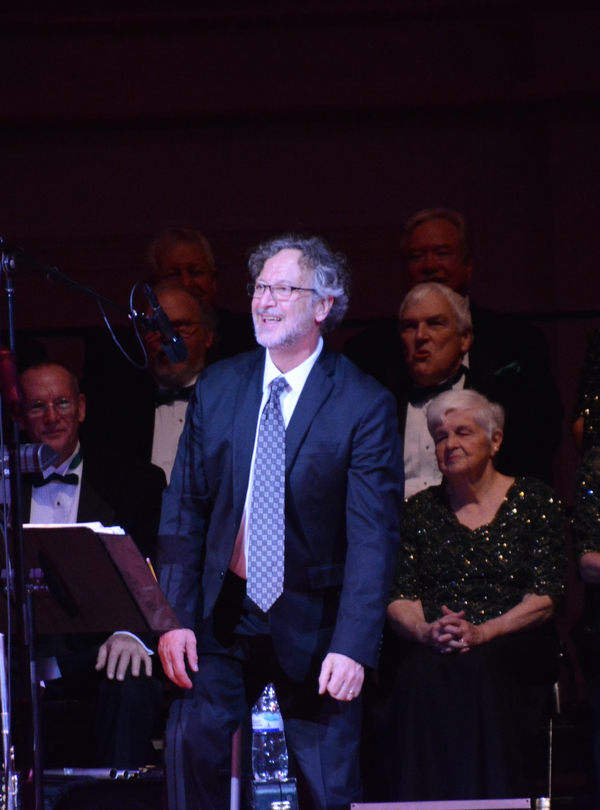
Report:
1,0,600,504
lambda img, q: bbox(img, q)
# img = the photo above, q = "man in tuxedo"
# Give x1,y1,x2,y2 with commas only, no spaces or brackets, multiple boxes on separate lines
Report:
397,282,545,496
20,361,166,767
156,234,404,810
83,286,215,481
142,285,215,481
345,207,563,484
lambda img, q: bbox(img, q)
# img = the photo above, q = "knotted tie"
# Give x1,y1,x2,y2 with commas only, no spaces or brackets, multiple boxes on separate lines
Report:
407,366,467,406
32,471,79,488
154,385,195,407
31,448,82,488
247,376,288,612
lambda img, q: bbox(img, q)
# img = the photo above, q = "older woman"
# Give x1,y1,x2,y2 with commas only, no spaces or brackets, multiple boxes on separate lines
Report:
383,389,566,801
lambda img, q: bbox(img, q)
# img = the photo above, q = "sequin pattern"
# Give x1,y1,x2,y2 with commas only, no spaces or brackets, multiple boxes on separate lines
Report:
392,477,566,624
574,329,600,453
573,447,600,560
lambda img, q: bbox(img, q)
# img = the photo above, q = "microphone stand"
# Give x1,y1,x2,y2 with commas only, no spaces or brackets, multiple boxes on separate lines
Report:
0,239,167,810
0,242,151,329
0,259,43,810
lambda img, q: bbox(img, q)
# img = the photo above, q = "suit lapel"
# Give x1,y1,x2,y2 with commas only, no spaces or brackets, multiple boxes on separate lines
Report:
232,351,265,519
285,348,335,473
77,477,116,526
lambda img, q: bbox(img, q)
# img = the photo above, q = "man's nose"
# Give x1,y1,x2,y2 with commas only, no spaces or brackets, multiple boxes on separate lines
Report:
259,286,277,305
419,251,440,275
415,323,429,341
43,404,61,422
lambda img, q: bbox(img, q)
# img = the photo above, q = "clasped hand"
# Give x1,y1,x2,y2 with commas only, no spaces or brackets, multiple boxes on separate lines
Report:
423,605,482,654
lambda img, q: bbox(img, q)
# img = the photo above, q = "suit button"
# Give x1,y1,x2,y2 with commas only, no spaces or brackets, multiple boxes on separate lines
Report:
220,571,225,578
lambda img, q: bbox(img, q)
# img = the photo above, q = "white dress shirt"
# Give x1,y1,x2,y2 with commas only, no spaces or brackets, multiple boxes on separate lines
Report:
151,374,199,484
30,445,83,524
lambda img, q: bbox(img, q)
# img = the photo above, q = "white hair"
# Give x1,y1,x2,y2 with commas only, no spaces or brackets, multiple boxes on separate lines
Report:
399,282,472,335
426,389,505,440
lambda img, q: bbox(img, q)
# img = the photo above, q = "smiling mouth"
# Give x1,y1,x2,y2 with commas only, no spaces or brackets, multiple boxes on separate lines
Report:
256,311,283,323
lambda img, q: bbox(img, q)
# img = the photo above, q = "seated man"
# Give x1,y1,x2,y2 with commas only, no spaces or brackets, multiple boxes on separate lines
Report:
20,361,166,768
345,208,563,483
397,283,551,496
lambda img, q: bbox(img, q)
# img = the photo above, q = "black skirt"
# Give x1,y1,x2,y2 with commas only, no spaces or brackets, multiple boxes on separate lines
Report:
372,622,561,801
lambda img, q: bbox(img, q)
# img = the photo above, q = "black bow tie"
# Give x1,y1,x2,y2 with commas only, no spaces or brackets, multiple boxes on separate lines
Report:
154,386,194,407
31,472,79,488
407,367,466,406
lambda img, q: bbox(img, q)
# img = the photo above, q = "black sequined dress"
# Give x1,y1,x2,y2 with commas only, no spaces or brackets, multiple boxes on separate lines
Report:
379,477,566,801
573,448,600,678
574,330,600,453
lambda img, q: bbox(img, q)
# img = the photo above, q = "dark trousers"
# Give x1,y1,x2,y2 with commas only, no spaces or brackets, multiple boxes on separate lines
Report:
164,573,363,810
40,638,163,769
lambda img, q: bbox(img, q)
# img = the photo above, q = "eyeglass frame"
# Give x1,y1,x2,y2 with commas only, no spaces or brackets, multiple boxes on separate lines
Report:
144,320,204,341
246,282,318,301
23,397,78,418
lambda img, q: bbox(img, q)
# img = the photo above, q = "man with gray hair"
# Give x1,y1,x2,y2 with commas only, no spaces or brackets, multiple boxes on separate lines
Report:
399,282,546,496
346,207,562,484
156,233,404,810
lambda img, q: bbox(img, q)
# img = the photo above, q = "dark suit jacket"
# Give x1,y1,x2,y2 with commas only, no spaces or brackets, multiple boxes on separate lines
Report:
157,346,404,682
344,302,563,484
23,442,167,563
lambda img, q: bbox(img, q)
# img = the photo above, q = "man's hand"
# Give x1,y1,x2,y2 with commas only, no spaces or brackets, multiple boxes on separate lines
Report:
318,652,364,701
95,633,152,680
159,628,198,689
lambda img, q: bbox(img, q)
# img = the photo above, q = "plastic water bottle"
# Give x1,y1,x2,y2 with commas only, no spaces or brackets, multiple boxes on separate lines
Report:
251,683,289,782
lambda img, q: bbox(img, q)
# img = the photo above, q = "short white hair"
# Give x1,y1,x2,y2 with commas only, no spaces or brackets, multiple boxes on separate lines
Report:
426,389,505,440
399,282,472,335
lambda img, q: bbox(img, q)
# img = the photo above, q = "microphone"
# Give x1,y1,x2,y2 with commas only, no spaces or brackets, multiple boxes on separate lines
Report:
143,285,188,364
2,444,60,475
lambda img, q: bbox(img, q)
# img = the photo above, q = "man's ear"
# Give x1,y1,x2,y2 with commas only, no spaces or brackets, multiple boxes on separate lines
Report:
77,393,86,424
314,296,334,326
461,330,473,356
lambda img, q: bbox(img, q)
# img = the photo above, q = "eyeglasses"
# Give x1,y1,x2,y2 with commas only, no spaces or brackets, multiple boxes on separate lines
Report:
247,283,317,301
145,321,203,341
24,398,77,418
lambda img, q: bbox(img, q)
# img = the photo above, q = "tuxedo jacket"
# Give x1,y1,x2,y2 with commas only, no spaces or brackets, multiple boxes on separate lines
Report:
157,346,404,682
22,442,167,563
344,302,563,484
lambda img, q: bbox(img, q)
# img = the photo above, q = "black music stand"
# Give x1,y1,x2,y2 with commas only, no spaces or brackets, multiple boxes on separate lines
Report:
2,526,180,635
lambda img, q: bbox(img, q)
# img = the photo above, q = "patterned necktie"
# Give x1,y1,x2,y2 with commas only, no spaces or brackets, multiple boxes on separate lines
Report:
247,376,288,612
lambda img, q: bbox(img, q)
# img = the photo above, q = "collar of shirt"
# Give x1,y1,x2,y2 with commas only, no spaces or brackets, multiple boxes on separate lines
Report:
30,443,83,525
156,372,200,397
262,337,323,426
41,443,83,481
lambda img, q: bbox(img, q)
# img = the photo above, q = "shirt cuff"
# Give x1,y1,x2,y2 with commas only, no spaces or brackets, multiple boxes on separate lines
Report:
112,631,154,656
